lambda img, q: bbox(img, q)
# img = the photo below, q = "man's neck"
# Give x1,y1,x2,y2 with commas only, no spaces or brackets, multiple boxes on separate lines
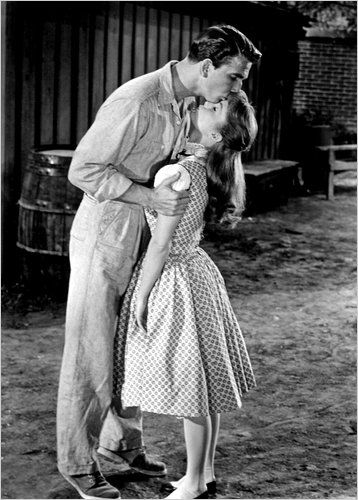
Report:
171,58,200,101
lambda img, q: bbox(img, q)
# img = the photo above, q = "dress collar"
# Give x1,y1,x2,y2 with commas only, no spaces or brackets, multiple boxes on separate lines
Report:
183,142,209,164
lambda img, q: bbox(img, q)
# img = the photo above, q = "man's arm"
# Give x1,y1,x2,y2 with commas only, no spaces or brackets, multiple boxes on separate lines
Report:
69,98,189,215
68,99,144,201
117,175,189,216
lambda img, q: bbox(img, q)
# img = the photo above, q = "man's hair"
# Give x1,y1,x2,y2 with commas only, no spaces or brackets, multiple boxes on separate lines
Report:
188,25,262,67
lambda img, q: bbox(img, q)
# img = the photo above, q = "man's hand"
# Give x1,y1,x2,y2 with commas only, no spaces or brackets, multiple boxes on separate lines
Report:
150,173,190,216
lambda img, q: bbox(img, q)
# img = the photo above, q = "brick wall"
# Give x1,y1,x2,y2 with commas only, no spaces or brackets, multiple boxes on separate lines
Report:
293,37,357,133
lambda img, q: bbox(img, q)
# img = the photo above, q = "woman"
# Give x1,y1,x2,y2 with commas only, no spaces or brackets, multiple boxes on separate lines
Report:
113,91,258,499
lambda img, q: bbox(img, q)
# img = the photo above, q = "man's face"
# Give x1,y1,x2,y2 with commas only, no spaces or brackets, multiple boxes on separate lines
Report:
202,55,252,103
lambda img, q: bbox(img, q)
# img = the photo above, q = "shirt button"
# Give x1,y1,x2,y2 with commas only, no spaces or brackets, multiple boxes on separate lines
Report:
176,120,181,125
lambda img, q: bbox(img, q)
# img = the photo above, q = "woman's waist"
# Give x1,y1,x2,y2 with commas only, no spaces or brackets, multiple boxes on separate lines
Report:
165,246,207,263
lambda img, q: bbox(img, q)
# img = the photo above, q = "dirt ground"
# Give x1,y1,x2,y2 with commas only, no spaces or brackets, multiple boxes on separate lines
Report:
2,176,356,500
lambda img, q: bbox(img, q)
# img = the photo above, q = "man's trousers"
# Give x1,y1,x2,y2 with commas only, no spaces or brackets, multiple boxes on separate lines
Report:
57,194,149,475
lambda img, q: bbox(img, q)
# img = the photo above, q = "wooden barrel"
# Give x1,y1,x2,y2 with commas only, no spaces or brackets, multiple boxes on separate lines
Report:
17,146,83,256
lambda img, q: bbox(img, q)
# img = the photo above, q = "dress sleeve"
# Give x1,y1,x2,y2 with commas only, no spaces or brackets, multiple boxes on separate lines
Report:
153,163,191,192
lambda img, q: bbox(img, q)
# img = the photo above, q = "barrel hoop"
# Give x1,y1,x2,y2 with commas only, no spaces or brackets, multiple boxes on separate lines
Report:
18,199,77,214
30,151,73,167
16,242,69,256
27,162,69,177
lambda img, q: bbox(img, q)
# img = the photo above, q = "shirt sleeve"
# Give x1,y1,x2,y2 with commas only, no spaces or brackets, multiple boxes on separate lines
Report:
68,98,148,202
154,163,191,192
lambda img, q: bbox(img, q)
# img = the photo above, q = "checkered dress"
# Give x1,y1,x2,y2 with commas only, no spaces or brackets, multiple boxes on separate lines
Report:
113,156,256,417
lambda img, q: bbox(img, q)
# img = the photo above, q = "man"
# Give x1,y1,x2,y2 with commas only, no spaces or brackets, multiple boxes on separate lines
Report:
57,24,261,500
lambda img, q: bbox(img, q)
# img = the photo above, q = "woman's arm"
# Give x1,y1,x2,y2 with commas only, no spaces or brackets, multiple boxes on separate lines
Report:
135,212,182,330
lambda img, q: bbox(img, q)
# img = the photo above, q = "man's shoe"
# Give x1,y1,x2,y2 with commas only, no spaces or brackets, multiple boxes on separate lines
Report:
98,446,167,477
62,471,120,499
129,451,167,477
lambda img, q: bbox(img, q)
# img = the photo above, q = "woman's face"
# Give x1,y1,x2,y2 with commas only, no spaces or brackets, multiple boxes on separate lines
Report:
191,99,229,145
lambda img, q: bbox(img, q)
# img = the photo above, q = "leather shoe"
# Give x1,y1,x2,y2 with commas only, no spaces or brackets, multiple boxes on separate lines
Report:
61,471,120,499
98,446,167,477
165,488,208,499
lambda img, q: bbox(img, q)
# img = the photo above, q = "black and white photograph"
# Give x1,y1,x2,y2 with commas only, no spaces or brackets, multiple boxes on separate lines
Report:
1,1,356,499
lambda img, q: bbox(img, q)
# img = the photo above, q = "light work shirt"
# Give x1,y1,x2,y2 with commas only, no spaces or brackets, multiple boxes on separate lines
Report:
68,61,192,202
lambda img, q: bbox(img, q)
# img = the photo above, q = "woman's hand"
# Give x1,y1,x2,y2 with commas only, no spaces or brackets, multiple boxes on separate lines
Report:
135,297,148,331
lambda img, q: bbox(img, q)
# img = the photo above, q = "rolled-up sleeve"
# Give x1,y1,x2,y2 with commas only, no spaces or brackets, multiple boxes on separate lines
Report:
68,98,148,202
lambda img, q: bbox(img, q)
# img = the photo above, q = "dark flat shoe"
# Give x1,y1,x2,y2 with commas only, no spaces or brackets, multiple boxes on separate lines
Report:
195,491,208,499
161,481,216,494
206,481,217,494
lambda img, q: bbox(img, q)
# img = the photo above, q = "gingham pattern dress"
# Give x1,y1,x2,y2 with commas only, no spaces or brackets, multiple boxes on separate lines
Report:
113,154,256,418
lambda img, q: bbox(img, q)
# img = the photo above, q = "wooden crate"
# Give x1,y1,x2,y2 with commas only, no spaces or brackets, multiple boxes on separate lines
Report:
244,160,299,213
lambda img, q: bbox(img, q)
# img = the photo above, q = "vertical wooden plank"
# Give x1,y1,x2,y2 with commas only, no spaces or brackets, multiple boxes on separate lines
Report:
134,4,146,77
263,92,271,159
57,17,72,144
191,16,201,42
121,2,134,83
70,10,80,146
91,11,105,120
181,15,191,58
106,2,120,96
270,90,279,158
266,97,274,158
87,9,95,128
76,12,90,142
252,40,265,161
158,9,169,67
254,65,262,161
200,17,210,32
256,82,265,160
40,20,56,145
52,20,61,143
146,7,159,73
170,12,181,61
117,2,124,84
19,11,36,181
102,4,109,100
2,2,20,280
275,94,282,157
33,12,43,148
143,5,149,74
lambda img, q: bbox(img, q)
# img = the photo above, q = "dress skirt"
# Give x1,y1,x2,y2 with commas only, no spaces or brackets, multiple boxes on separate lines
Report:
113,246,256,418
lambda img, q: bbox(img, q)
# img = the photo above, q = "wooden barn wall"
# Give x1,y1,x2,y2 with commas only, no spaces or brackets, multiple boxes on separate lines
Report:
2,1,300,283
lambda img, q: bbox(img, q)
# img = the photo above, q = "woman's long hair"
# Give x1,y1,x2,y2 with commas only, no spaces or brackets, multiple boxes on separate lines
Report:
205,91,258,222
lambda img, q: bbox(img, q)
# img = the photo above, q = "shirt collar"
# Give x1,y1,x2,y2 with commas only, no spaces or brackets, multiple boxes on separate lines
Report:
158,60,179,106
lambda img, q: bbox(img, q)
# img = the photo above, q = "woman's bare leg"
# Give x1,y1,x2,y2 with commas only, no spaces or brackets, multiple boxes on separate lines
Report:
166,416,210,498
171,413,220,490
205,413,220,482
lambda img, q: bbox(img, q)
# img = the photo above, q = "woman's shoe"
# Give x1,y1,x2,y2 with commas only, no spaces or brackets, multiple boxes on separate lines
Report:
161,481,216,495
206,481,216,494
165,488,208,499
195,491,209,499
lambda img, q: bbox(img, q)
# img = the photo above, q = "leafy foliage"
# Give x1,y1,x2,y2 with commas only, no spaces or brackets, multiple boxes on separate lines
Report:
287,1,357,35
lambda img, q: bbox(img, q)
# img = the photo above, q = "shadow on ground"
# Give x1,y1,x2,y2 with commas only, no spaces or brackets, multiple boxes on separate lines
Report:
2,185,357,499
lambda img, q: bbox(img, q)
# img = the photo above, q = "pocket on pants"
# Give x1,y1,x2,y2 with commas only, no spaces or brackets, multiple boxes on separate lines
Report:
70,197,91,241
98,201,139,249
